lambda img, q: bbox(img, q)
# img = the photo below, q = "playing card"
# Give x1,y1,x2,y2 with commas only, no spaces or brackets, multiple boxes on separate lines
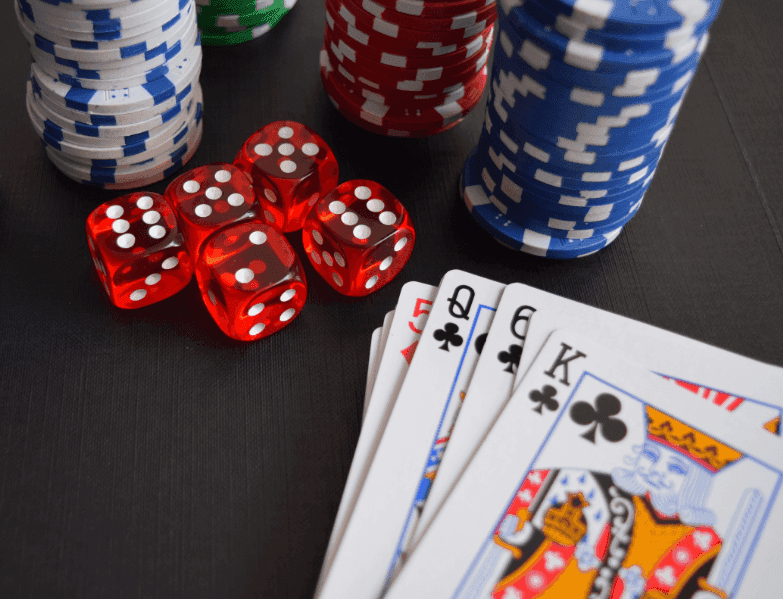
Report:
315,281,437,598
364,310,395,421
386,329,783,599
364,325,384,422
317,270,505,599
414,285,537,542
415,283,783,545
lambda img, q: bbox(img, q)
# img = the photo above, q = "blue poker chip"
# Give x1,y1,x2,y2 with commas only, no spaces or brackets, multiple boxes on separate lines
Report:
480,121,664,195
495,18,709,94
489,58,691,149
461,149,625,258
524,0,722,32
484,96,670,179
475,131,657,207
518,0,720,50
501,6,712,75
471,144,646,232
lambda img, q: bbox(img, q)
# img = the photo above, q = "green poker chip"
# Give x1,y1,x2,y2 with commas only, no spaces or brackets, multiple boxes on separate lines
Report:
197,0,286,28
196,1,268,17
200,23,275,45
196,0,272,10
198,0,295,45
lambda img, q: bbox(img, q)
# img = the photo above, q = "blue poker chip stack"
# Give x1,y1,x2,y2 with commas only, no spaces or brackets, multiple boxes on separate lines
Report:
461,0,721,258
16,0,204,189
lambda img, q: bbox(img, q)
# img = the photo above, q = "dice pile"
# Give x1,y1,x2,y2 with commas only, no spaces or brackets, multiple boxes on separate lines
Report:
461,0,720,258
319,0,496,137
196,0,297,46
86,121,417,341
17,0,204,189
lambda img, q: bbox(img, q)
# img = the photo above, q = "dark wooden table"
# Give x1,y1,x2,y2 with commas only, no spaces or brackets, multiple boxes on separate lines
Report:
1,1,781,597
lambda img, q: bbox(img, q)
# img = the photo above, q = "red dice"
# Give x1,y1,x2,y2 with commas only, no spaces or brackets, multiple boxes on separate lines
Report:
86,192,192,309
234,121,339,232
302,180,415,296
164,163,259,258
195,221,307,341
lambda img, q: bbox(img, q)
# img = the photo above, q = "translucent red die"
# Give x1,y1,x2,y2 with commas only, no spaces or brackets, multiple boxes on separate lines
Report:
164,162,259,258
233,121,339,232
85,192,192,309
302,180,415,296
195,221,307,341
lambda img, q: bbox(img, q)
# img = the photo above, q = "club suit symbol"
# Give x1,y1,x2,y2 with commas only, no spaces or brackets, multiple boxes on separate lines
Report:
529,385,559,414
433,322,463,352
498,344,523,374
570,393,628,443
475,332,488,355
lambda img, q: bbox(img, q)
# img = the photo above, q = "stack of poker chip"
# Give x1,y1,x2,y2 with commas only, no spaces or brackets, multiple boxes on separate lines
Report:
461,0,721,258
17,0,204,190
319,0,496,137
196,0,296,46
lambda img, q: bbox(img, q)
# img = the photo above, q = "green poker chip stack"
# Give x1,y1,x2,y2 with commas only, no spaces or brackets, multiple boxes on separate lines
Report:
196,0,295,45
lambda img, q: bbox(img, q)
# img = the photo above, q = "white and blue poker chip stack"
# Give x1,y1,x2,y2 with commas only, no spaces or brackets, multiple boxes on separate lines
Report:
461,0,722,258
16,0,204,189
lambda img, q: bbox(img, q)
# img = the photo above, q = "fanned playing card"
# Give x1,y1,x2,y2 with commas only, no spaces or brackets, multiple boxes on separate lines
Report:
385,329,783,599
317,270,505,599
415,283,783,546
315,281,437,598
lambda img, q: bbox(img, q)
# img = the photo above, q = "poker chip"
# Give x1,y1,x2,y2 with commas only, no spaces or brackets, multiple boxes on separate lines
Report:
196,0,296,45
321,0,495,137
459,0,722,258
17,0,204,189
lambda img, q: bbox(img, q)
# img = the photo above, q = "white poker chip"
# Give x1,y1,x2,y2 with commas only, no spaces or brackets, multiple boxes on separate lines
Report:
17,0,205,188
28,80,197,139
30,44,202,114
22,0,184,36
16,1,194,63
27,90,196,155
24,0,175,22
29,22,199,91
17,1,190,45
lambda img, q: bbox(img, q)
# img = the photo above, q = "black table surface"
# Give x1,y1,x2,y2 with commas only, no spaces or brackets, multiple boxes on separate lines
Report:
1,1,782,597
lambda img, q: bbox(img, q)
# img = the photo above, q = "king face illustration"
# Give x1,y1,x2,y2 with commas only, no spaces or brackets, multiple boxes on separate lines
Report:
461,406,766,599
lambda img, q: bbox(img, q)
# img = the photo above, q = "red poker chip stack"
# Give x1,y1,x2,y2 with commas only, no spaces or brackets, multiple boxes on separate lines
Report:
320,0,496,137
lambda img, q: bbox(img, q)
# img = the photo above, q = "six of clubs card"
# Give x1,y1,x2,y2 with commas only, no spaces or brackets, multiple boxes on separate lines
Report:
317,270,783,599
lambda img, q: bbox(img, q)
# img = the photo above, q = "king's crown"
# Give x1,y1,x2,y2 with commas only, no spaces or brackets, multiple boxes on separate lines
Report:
542,492,589,546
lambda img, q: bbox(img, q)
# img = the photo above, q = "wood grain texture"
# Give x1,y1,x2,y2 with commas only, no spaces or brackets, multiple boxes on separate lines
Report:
0,0,781,597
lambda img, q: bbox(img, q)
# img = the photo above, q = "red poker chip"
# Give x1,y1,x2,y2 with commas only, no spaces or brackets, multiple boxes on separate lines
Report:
330,59,488,110
321,65,464,137
361,0,495,20
327,6,494,69
323,25,490,90
336,0,498,33
322,38,488,98
325,2,494,57
321,48,487,130
330,61,486,109
325,0,495,45
325,13,494,69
